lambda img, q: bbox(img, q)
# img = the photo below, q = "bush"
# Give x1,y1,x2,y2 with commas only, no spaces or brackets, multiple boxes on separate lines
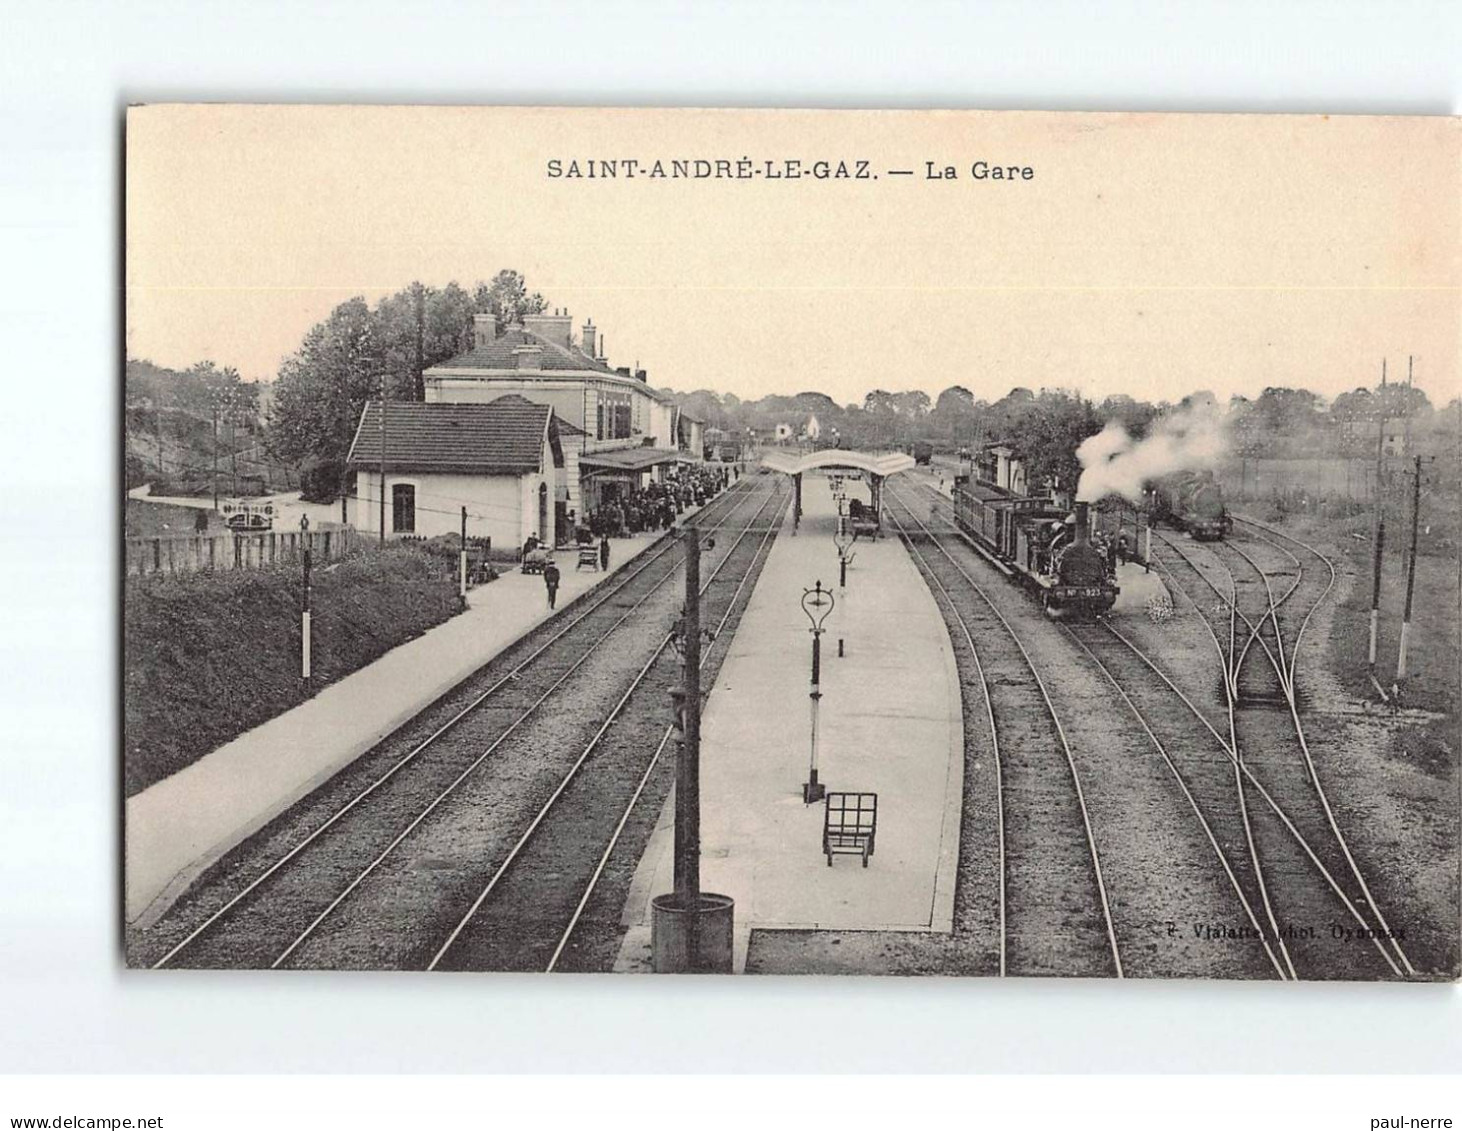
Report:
124,543,463,795
299,460,344,503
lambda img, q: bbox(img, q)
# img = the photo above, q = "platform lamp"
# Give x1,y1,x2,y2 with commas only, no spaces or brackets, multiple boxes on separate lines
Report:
833,518,855,590
800,580,835,804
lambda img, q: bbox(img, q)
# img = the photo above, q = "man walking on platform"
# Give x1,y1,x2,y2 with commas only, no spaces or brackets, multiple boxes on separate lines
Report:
599,535,611,572
543,558,561,610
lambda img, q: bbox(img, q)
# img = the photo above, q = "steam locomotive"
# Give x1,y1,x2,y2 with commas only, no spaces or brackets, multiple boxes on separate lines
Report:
1149,470,1231,540
951,478,1119,616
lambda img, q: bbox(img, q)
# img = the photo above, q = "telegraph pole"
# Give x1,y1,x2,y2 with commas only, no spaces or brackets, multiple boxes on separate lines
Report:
413,282,427,402
1397,455,1423,683
460,505,469,599
673,525,702,901
1368,358,1387,674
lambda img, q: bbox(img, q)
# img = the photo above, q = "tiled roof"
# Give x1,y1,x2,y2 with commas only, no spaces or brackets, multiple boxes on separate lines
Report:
429,326,615,374
347,399,551,474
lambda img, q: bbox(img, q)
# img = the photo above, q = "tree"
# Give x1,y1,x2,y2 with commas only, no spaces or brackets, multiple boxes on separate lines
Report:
267,296,383,493
473,269,548,330
933,385,978,446
1254,386,1322,436
1008,392,1102,495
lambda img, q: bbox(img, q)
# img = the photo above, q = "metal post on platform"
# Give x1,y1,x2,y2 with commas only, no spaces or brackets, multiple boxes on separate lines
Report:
650,525,734,974
300,515,312,692
801,580,835,804
675,526,702,900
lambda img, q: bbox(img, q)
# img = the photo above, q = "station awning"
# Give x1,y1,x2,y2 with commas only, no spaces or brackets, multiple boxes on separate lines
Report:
759,448,916,478
579,447,681,473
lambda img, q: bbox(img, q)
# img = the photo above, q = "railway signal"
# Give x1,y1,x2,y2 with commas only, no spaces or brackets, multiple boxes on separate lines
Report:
299,515,312,693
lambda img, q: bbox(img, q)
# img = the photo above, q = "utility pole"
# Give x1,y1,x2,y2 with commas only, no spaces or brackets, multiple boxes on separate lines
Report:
153,397,166,477
413,282,427,402
228,388,239,496
1368,358,1388,675
378,377,387,545
460,505,469,599
673,525,702,900
1397,454,1423,683
211,393,221,511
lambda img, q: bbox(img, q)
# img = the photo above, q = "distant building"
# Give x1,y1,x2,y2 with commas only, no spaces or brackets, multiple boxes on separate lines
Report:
676,410,706,460
803,413,821,441
774,423,794,443
346,398,564,551
422,311,679,516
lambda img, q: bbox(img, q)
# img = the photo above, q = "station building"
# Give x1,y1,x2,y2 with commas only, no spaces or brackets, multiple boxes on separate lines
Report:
421,311,692,519
346,397,565,551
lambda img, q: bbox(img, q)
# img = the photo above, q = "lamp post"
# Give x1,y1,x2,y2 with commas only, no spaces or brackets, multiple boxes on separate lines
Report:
800,580,835,804
833,519,854,590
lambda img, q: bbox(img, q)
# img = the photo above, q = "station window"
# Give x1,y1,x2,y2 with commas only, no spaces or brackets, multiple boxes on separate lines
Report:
392,483,416,533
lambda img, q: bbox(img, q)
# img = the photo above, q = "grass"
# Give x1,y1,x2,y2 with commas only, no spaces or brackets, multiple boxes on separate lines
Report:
1275,510,1458,780
124,542,463,796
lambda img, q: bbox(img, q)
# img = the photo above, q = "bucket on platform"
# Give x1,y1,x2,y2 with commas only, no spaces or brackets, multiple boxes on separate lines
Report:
650,892,735,973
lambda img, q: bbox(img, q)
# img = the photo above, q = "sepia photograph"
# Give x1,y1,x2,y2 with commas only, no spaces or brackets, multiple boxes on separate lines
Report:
122,104,1459,980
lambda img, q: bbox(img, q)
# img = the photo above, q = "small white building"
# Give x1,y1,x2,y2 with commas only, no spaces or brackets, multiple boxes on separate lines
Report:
347,398,564,552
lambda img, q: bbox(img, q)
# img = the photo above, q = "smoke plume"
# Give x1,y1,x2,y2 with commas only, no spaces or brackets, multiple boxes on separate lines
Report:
1075,403,1229,503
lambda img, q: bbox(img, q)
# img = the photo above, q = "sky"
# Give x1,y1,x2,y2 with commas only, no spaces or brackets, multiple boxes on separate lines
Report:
126,106,1460,408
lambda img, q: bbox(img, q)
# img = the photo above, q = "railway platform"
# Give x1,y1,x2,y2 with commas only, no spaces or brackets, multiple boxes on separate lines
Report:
125,523,693,927
616,471,964,972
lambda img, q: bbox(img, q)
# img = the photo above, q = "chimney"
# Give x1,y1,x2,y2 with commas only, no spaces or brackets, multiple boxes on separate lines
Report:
522,308,573,348
472,313,497,348
513,345,544,371
581,319,597,358
1074,501,1090,546
597,334,606,361
635,368,647,383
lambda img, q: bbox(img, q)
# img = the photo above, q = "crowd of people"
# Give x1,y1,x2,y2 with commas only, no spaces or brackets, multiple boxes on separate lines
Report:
578,463,737,539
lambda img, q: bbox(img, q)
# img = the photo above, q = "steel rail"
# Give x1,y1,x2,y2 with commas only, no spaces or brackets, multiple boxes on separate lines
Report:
1148,534,1295,974
545,493,789,972
426,488,783,971
1154,527,1414,975
149,482,763,969
1097,619,1403,977
1062,625,1288,979
887,484,1122,978
1229,518,1415,975
886,495,1009,975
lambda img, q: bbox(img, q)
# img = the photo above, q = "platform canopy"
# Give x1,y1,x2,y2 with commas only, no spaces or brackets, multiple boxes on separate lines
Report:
759,448,916,478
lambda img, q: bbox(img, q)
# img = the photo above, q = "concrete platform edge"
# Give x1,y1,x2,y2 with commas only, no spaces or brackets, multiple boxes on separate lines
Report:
126,524,679,929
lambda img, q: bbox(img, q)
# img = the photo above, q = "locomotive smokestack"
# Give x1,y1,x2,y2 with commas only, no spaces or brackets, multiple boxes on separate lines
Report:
1074,501,1090,546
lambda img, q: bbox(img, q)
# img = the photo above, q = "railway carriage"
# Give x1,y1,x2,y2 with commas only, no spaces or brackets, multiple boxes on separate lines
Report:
951,478,1118,616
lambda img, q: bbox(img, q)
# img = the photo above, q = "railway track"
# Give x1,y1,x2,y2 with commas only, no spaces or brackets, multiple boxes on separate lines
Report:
885,487,1123,978
1149,523,1414,979
138,478,780,970
430,488,788,972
